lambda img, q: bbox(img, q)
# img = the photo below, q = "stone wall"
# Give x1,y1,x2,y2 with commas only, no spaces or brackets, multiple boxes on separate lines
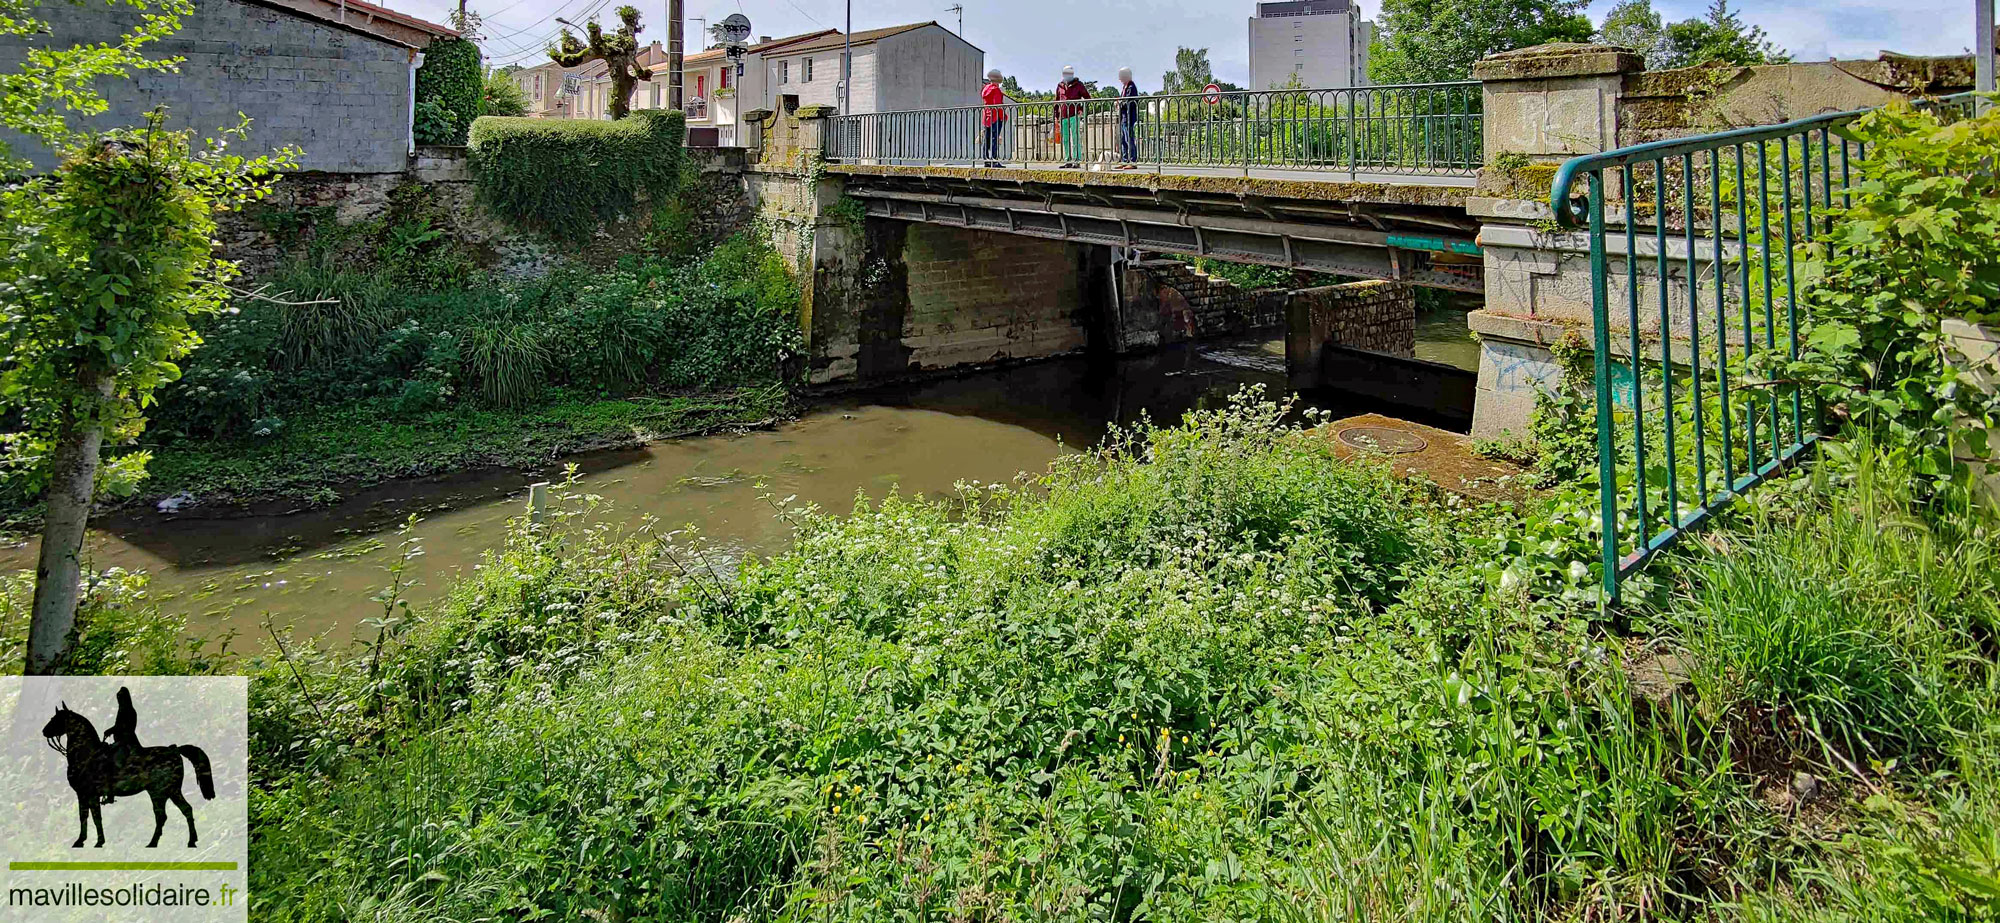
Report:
220,146,755,280
903,225,1091,370
1115,260,1287,352
1283,280,1419,368
0,0,418,173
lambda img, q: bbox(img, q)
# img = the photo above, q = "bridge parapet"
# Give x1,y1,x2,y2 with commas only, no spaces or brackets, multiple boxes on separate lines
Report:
1463,43,1978,439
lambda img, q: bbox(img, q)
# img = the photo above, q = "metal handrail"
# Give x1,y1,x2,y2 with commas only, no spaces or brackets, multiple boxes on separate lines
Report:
823,82,1481,177
1546,91,1983,602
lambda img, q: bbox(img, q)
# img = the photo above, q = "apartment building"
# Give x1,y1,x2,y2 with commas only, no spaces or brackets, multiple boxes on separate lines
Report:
1247,0,1372,90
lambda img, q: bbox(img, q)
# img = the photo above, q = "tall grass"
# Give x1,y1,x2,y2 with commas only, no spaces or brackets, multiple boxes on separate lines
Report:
1662,443,1998,769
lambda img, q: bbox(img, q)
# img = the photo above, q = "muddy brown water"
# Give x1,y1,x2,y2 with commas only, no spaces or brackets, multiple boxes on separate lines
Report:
0,322,1477,645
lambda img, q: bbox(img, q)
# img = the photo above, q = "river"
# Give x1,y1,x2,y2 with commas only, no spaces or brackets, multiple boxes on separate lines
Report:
0,319,1477,644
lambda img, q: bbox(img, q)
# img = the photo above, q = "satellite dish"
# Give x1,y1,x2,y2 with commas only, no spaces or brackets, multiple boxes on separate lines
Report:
716,13,752,45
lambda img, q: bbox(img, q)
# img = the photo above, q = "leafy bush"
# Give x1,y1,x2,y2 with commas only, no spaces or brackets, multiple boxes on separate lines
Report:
467,109,685,240
480,69,528,117
1773,102,2000,476
153,233,801,441
413,37,482,144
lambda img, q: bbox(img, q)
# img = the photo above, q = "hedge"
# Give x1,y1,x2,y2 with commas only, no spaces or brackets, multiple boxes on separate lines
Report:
414,37,482,145
466,109,686,241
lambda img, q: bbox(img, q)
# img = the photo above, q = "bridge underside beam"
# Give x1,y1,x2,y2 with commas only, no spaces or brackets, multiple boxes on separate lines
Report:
848,190,1482,294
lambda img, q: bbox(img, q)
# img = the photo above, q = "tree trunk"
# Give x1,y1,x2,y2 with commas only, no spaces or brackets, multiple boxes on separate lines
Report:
25,371,114,675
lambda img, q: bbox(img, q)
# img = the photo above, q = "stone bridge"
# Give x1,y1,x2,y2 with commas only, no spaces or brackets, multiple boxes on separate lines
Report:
729,44,1976,436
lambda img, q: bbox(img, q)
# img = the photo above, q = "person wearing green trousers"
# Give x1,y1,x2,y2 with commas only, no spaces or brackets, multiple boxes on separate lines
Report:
1055,65,1090,168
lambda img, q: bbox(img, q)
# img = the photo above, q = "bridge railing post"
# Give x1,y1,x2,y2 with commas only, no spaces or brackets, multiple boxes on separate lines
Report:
1462,43,1646,441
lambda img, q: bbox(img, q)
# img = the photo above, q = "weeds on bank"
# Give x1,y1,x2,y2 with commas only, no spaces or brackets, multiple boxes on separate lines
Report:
11,392,1999,920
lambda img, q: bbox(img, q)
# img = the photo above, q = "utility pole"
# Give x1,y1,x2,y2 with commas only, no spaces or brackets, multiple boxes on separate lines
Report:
667,0,684,111
841,0,852,114
1979,0,1995,103
946,3,963,34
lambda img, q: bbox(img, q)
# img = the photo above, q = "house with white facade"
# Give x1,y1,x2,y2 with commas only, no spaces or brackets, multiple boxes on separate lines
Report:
758,22,982,115
678,29,837,143
509,19,981,145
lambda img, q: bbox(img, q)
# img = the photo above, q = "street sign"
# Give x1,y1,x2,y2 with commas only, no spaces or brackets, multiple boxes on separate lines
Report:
716,13,752,44
560,74,582,96
1204,83,1221,104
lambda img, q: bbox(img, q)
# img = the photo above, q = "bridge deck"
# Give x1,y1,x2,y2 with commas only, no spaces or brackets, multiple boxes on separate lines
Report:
822,163,1476,210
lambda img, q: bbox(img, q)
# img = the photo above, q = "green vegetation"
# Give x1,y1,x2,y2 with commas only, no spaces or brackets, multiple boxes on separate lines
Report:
1597,0,1789,71
1369,0,1594,84
1772,103,2000,477
412,37,482,145
479,68,528,117
126,221,800,505
9,391,1994,919
548,5,654,120
467,109,685,239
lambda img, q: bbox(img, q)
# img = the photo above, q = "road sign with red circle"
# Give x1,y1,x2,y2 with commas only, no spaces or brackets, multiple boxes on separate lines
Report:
1204,83,1222,104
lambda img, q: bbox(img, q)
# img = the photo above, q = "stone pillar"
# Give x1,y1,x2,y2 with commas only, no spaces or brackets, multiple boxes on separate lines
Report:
1465,43,1644,439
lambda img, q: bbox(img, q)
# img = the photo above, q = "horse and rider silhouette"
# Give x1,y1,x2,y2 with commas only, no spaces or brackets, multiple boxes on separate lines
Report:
40,687,215,849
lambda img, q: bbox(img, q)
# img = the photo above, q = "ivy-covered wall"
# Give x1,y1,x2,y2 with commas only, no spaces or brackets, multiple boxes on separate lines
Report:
467,109,687,241
414,37,483,145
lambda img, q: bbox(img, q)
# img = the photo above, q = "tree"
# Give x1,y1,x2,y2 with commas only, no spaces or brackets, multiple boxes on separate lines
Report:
1597,0,1666,64
998,75,1052,101
1656,0,1788,68
1595,0,1787,69
1369,0,1594,84
482,69,528,117
1159,47,1240,96
0,0,189,170
2,116,292,674
549,5,652,120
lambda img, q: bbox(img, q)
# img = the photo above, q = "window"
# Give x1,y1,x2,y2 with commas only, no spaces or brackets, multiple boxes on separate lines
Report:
1294,48,1304,55
721,67,731,89
534,75,543,97
650,82,661,108
779,60,789,83
697,74,707,97
803,57,813,82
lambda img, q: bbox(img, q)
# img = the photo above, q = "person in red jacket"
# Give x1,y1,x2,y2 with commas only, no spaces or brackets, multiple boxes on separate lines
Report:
981,68,1006,167
1055,65,1090,168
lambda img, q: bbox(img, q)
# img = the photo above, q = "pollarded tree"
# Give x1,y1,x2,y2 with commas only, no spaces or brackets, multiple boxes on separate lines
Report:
548,5,653,120
1,116,293,674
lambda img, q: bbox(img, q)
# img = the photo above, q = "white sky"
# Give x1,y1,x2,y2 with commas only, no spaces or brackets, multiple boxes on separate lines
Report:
396,0,1986,89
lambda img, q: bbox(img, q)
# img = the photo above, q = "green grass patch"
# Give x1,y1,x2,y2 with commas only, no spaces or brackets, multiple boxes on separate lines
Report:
141,385,787,506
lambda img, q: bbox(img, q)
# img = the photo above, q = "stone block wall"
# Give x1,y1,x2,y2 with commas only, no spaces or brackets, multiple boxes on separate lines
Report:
0,0,417,173
1115,260,1286,351
219,146,755,280
1283,280,1419,374
902,224,1091,370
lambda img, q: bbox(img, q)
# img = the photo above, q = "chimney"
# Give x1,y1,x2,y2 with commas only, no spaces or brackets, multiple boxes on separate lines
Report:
759,35,771,43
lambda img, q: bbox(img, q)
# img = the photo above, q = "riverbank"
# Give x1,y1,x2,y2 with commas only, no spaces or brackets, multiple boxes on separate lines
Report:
28,398,1987,921
136,384,789,511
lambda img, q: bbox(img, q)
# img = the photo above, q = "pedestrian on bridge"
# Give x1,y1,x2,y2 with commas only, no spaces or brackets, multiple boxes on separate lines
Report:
982,69,1007,167
1114,66,1140,170
1056,65,1089,168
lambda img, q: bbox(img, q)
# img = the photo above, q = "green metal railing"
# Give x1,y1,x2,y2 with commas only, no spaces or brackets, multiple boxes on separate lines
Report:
1548,92,1980,602
824,82,1482,177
